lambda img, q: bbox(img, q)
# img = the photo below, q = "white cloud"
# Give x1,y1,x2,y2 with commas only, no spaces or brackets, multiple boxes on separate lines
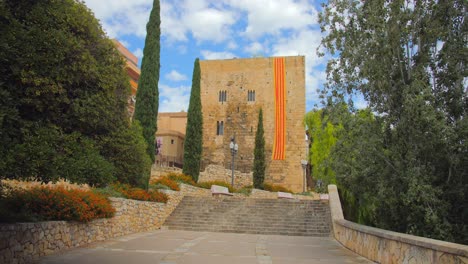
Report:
227,0,318,38
201,50,237,60
245,42,265,54
272,29,327,105
83,0,152,38
161,0,237,43
227,41,238,50
165,70,188,81
133,48,143,61
159,84,191,112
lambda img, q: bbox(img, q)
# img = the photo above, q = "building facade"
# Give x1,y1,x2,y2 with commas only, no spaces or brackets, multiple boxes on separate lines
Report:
112,40,140,118
155,112,187,168
200,56,306,192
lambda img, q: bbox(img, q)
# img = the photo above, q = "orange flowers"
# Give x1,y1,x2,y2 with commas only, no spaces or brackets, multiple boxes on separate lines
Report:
111,183,168,203
2,186,115,222
150,177,180,191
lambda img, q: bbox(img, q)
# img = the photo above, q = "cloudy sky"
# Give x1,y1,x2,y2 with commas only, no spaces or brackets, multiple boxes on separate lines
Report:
83,0,342,112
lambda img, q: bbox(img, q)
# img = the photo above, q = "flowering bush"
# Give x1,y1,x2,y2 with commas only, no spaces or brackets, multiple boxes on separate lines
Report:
149,177,180,191
0,186,114,222
111,183,168,203
166,172,196,186
263,183,293,193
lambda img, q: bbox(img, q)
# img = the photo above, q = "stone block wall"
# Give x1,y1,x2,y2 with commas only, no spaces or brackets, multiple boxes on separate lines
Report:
328,185,468,263
198,164,253,189
199,56,307,192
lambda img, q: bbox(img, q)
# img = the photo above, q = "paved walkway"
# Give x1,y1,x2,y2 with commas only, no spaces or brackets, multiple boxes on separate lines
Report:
39,229,372,264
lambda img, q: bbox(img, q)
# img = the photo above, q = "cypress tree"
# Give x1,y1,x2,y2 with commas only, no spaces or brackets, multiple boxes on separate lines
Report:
253,108,266,189
183,58,203,182
134,0,160,162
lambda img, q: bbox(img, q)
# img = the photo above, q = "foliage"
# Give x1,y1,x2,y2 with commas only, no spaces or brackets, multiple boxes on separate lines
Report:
236,186,253,196
166,172,197,186
263,183,293,193
2,126,115,186
133,0,160,162
0,0,149,187
99,121,151,188
149,177,180,191
319,0,467,243
149,183,172,191
0,186,115,222
197,181,235,193
304,109,340,187
253,108,266,189
111,183,168,203
183,58,203,182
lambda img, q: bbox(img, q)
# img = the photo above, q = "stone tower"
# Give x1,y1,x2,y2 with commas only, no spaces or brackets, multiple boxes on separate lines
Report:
200,56,306,192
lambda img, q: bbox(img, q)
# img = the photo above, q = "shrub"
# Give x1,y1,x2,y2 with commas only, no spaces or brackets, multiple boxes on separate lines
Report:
166,172,197,186
236,185,253,195
2,126,115,186
99,122,152,189
111,183,168,203
197,181,236,193
0,186,115,222
263,183,293,193
149,177,180,191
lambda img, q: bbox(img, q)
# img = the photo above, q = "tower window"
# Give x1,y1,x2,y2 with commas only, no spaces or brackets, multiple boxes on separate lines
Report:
216,121,224,135
219,90,227,103
248,90,256,102
171,139,174,144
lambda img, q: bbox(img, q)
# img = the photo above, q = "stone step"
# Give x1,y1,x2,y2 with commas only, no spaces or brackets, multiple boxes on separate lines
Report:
164,196,332,237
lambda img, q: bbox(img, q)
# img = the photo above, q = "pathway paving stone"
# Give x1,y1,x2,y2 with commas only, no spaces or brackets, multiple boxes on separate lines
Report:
38,229,373,264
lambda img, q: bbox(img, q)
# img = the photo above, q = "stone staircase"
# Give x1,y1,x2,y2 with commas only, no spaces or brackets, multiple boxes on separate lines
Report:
163,196,332,236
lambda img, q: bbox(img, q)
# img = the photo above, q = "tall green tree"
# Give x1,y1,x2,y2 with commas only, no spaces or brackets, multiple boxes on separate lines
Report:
304,109,340,189
253,108,266,189
320,0,467,243
0,0,150,187
183,58,203,181
134,0,160,162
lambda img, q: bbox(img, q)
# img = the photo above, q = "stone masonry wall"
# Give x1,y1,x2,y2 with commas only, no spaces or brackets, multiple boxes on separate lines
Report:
199,56,306,192
198,164,253,189
0,184,211,264
328,185,468,264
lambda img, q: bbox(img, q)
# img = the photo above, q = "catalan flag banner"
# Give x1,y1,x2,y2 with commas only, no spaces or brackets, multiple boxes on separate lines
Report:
272,57,286,160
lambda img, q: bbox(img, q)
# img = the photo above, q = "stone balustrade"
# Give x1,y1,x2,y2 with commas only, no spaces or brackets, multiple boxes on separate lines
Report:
328,185,468,263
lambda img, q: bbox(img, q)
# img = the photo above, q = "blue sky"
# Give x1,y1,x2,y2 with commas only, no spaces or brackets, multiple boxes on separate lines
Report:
83,0,356,112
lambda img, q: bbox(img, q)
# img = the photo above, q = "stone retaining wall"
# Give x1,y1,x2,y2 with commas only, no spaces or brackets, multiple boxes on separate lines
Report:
0,183,210,264
328,185,468,263
198,164,253,189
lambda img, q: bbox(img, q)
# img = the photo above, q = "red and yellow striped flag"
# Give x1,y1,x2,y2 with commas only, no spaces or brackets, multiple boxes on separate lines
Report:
272,57,286,160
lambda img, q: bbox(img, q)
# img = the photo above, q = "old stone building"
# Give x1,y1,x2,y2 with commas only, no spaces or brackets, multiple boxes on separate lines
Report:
200,56,306,192
155,112,187,168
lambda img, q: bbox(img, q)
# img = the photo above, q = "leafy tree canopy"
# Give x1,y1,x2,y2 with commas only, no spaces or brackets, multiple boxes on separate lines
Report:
0,0,150,187
319,0,467,243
